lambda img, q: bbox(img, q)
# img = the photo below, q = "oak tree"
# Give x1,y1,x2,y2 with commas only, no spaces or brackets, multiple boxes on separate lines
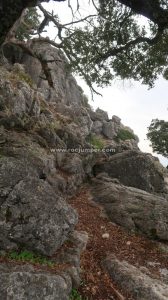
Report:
147,119,168,158
1,0,168,92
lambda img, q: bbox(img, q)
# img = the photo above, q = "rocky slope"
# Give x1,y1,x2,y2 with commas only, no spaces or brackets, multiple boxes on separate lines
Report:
0,42,168,299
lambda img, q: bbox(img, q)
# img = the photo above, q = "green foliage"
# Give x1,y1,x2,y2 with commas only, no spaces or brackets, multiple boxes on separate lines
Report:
16,8,40,41
61,1,168,89
2,1,168,91
116,129,136,141
7,250,54,266
69,289,84,300
147,119,168,158
1,1,168,90
88,134,104,149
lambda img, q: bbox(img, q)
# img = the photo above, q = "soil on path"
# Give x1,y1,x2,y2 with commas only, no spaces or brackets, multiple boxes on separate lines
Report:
69,185,168,300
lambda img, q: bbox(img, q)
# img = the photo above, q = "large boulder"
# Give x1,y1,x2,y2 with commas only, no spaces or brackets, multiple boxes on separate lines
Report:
0,176,77,256
102,121,117,139
103,256,168,300
93,150,168,194
89,108,109,122
92,175,168,240
111,115,121,124
0,264,72,300
91,120,103,135
0,136,77,256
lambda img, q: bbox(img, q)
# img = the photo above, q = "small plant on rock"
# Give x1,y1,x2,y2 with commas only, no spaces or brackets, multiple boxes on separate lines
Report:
70,288,84,300
88,134,104,150
7,250,54,267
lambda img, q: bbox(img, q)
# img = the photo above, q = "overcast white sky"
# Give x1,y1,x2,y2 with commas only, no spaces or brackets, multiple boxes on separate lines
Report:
43,1,168,166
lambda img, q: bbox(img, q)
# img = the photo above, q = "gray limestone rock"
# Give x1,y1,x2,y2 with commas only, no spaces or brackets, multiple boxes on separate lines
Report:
91,120,103,135
89,108,108,122
92,176,168,240
93,150,168,194
0,66,40,118
103,256,168,300
111,115,121,124
0,177,78,255
0,264,72,300
102,121,117,139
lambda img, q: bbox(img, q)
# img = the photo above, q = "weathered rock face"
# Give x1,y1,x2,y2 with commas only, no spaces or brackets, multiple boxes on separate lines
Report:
104,139,139,155
89,108,109,122
0,154,77,256
91,120,103,135
102,121,117,139
0,65,40,118
20,44,84,108
103,256,168,300
21,43,94,140
0,264,72,300
92,175,168,240
93,150,168,194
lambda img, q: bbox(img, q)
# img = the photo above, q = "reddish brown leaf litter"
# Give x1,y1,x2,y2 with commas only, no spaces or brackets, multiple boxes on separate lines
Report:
68,185,168,300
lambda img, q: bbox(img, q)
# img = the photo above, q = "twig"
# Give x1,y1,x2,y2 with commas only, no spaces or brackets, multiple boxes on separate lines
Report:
110,284,125,300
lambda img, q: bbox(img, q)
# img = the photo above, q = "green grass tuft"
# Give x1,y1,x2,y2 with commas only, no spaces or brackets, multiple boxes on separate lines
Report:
7,250,54,266
88,134,104,150
70,288,85,300
116,129,135,141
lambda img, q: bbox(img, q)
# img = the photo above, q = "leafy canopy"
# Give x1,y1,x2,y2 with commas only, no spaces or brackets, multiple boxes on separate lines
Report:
147,119,168,158
3,0,168,93
57,0,168,91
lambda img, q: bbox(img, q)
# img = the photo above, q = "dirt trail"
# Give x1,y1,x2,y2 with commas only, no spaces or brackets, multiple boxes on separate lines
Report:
69,186,168,300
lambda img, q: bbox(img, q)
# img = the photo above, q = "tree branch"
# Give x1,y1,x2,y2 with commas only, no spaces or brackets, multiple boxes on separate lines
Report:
95,28,163,62
117,0,168,29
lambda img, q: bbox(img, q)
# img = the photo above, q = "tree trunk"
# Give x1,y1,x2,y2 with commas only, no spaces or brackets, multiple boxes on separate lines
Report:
116,0,168,28
0,0,65,46
0,1,33,45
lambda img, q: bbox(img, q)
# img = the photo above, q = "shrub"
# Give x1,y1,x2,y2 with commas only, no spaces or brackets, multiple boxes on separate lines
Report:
116,129,135,141
17,71,34,88
88,134,104,149
9,70,34,88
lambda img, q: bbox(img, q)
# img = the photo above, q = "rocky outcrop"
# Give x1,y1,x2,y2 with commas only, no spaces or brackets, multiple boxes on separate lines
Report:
89,107,139,146
93,150,168,194
2,42,168,299
5,43,140,152
92,175,168,240
89,108,109,122
103,256,168,300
